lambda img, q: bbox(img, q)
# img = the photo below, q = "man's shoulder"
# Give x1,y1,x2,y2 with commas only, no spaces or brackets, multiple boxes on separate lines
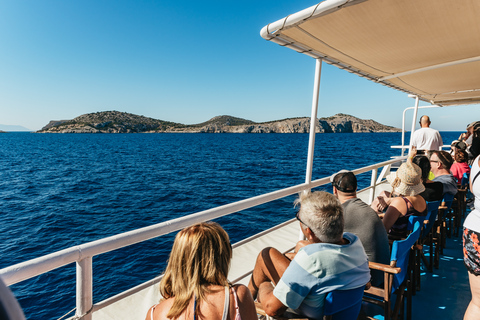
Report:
343,197,368,208
343,198,377,216
434,173,455,181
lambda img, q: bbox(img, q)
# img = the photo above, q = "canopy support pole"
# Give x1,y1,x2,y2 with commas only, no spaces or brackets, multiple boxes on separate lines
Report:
406,95,420,156
300,58,322,240
305,58,322,187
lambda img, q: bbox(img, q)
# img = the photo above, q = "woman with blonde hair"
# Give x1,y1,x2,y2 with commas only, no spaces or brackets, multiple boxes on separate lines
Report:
145,222,257,320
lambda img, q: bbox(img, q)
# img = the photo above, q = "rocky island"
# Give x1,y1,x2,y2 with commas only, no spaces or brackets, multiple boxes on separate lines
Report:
37,111,400,134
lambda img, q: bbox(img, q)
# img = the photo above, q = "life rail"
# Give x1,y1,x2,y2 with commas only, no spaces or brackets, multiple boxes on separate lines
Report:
0,156,405,320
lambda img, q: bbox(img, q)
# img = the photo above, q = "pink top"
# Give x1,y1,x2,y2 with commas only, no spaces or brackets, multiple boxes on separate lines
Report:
450,162,470,182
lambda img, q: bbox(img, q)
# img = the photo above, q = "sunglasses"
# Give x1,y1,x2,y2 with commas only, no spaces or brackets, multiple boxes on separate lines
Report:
295,211,311,230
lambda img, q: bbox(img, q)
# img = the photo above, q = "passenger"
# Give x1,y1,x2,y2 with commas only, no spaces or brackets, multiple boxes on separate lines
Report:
463,154,480,320
145,222,257,320
468,122,480,162
430,151,458,197
331,170,389,286
451,150,471,183
410,115,443,151
247,191,370,319
380,159,427,239
463,121,479,146
412,155,444,201
450,140,467,157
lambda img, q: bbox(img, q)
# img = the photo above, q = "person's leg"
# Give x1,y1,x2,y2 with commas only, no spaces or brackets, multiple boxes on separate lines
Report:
248,247,291,300
464,272,480,320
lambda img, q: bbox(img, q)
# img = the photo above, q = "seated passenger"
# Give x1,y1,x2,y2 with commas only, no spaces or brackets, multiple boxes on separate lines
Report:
248,191,370,319
412,155,444,201
430,151,458,197
331,170,389,286
381,159,427,239
451,150,471,183
146,222,257,320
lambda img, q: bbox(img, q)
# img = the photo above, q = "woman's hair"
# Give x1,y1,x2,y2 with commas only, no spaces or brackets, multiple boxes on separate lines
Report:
455,149,468,163
294,191,344,243
412,155,431,181
159,222,232,319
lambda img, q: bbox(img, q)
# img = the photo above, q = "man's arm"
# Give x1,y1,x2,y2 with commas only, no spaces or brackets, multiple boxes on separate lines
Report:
285,240,310,260
257,282,288,317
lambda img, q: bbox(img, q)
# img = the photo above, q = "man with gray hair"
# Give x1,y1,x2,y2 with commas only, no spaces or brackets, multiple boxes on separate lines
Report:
248,191,370,319
331,170,390,286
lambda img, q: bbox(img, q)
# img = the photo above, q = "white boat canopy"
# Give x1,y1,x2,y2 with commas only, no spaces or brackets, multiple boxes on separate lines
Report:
261,0,480,106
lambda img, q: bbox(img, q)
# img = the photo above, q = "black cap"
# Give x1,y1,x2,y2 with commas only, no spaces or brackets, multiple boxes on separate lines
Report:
331,171,357,193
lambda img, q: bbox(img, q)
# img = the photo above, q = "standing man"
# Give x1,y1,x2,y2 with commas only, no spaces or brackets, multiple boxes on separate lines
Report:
410,115,443,151
331,170,390,286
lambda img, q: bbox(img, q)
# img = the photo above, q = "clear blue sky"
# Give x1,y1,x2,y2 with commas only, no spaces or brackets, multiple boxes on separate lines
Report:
0,0,478,131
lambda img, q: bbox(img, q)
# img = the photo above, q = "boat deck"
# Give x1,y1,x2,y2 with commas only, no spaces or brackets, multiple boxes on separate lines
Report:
363,225,470,319
87,181,472,320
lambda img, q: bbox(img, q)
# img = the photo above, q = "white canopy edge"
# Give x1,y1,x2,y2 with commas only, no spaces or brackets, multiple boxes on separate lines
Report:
260,0,480,107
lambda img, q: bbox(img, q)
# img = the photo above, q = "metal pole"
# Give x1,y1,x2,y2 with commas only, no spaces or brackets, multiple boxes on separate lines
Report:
300,58,322,241
401,108,408,156
369,168,378,205
305,58,322,187
408,96,420,153
76,257,93,320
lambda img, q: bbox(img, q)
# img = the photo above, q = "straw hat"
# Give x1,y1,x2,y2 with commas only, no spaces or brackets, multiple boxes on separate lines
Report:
386,162,425,196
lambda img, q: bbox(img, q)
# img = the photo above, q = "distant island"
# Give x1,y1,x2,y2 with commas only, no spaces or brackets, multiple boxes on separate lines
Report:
37,111,400,134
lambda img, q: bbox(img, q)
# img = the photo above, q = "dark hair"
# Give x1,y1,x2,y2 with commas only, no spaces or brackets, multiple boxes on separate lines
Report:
332,172,357,193
433,151,454,170
412,155,430,181
454,150,468,163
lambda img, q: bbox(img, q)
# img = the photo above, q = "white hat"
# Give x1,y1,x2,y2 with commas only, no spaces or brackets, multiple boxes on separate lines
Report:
386,162,425,196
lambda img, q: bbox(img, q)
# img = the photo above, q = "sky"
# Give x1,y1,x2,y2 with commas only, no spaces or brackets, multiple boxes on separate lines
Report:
0,0,478,132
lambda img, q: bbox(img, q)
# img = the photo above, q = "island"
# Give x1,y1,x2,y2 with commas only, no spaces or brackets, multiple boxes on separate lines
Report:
37,111,400,134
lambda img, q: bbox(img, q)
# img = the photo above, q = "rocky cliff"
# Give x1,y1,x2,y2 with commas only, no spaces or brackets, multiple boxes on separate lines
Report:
37,111,400,133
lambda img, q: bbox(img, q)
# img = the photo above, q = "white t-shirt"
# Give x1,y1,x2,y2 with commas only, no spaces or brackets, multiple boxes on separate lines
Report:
464,155,480,232
410,127,443,151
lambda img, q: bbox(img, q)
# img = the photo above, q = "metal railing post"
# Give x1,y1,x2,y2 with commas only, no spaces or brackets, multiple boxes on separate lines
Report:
369,168,378,205
76,257,93,320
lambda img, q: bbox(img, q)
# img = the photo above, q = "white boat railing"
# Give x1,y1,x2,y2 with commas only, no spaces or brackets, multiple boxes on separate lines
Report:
0,156,405,320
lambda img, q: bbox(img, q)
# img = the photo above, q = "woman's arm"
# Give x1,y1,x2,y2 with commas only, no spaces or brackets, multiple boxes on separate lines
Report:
234,284,261,320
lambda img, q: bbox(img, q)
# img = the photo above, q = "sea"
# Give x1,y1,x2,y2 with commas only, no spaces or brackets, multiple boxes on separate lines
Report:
0,131,462,319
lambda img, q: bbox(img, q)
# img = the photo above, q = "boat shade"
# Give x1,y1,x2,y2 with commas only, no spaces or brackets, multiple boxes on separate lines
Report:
260,0,480,106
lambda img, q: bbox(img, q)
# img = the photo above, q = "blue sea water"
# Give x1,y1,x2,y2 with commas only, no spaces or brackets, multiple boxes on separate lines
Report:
0,131,462,319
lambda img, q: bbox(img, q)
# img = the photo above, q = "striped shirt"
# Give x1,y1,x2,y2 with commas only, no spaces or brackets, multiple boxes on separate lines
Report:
273,232,370,319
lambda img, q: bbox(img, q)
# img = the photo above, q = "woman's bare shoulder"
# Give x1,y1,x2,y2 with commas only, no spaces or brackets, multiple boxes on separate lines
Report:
146,298,174,320
232,284,249,293
389,196,406,207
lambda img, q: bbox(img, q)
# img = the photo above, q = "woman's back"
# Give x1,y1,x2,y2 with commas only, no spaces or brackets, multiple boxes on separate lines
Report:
383,194,427,238
147,284,256,320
